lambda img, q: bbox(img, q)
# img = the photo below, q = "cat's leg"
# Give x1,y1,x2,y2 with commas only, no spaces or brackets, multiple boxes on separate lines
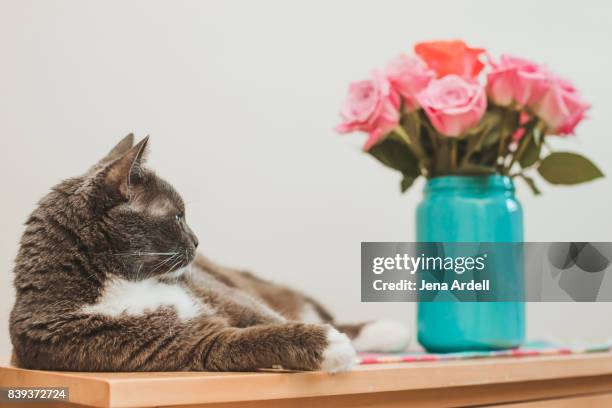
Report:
296,300,411,353
202,322,355,372
11,308,227,371
11,308,354,372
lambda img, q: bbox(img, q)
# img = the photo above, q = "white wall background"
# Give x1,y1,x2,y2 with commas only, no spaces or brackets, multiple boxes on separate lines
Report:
1,0,611,357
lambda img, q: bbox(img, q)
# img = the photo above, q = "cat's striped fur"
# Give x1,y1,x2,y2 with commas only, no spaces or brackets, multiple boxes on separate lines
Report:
10,135,407,372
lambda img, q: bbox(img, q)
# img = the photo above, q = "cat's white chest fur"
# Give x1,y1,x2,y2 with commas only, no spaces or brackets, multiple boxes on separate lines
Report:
82,276,206,320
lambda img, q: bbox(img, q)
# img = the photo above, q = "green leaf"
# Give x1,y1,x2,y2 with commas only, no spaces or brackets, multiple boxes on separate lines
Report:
400,177,416,192
461,107,509,169
369,137,421,192
482,130,501,148
519,129,542,168
537,152,604,185
465,109,504,150
518,174,541,195
395,114,429,170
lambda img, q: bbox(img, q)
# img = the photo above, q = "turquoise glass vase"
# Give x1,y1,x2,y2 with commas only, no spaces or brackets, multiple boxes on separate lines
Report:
416,175,525,352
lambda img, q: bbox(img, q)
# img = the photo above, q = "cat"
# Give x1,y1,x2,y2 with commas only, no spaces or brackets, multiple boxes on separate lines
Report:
9,135,409,372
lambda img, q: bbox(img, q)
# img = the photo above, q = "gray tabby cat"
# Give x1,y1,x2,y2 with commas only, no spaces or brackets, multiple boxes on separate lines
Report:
9,135,409,372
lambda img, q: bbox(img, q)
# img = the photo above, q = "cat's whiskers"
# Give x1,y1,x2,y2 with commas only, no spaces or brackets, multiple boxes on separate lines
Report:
159,257,185,280
134,263,144,281
149,253,181,275
113,251,180,257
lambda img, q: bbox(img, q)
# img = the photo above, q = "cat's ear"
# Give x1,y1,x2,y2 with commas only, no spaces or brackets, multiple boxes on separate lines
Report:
96,133,136,166
104,136,149,198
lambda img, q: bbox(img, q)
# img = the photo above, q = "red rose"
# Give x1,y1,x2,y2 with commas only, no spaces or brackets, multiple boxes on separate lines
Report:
415,40,485,79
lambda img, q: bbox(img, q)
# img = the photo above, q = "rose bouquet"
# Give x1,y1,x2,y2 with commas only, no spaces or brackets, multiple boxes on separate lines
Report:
336,40,604,193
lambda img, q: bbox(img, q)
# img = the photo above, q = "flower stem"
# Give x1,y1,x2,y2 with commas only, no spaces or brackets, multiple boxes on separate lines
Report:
394,125,412,147
451,139,458,172
507,137,529,173
497,107,521,172
497,109,512,169
507,120,543,173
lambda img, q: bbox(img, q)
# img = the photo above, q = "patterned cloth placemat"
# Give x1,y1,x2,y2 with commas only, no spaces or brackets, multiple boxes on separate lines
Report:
357,341,612,365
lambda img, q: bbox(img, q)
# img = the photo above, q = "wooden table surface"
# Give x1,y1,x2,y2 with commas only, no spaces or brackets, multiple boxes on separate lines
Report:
2,353,612,407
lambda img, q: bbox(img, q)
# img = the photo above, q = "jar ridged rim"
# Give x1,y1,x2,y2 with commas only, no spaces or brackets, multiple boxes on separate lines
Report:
425,174,515,192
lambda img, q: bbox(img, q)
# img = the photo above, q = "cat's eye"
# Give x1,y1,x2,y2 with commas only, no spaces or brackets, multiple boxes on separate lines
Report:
175,213,184,222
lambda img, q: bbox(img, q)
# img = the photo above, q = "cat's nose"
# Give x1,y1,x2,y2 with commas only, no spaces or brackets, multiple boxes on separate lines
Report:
189,231,199,248
184,225,199,249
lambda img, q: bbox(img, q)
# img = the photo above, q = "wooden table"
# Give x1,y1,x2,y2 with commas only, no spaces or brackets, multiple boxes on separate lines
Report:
2,353,612,407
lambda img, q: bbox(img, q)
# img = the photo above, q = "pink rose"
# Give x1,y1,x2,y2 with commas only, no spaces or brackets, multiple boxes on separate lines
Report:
487,55,551,107
487,63,516,106
417,75,487,137
511,57,552,106
385,54,435,111
532,77,590,135
336,72,401,150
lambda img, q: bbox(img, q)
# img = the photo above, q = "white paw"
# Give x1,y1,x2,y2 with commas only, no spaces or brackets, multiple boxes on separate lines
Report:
352,320,410,352
320,326,357,373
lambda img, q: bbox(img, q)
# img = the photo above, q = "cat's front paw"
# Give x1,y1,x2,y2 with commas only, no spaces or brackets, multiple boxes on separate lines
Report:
320,326,356,373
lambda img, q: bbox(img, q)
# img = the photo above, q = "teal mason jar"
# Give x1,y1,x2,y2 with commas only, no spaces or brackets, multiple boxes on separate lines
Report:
416,175,525,352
